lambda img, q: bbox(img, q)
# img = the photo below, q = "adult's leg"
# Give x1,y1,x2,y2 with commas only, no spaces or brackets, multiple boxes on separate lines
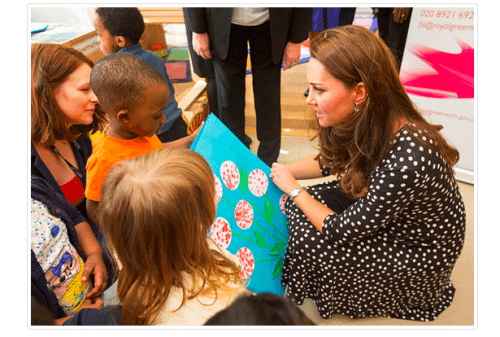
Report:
212,24,248,144
248,21,282,166
376,7,391,42
385,8,413,70
205,77,219,117
338,7,356,26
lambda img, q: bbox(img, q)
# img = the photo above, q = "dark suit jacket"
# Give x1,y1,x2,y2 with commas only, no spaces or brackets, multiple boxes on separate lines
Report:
184,8,312,64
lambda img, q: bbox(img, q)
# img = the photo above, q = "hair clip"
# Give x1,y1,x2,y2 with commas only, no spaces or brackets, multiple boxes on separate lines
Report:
323,31,328,38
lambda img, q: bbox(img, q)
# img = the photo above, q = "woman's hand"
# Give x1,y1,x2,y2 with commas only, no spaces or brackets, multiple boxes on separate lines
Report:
270,163,301,195
271,162,335,234
82,253,108,298
192,32,212,59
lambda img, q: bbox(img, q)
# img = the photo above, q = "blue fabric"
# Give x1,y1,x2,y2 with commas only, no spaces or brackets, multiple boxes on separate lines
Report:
191,114,288,296
311,8,340,31
31,136,116,299
118,44,183,134
63,305,123,325
31,136,92,226
31,136,102,244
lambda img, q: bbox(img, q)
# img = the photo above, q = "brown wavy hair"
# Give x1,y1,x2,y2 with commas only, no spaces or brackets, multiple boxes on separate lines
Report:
310,26,459,199
31,43,107,146
99,148,243,325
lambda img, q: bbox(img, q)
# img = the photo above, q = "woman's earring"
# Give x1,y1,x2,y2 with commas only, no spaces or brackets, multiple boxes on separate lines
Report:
354,102,360,112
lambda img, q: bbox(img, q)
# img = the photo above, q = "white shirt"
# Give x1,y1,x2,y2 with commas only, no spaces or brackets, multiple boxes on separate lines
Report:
231,8,270,26
153,239,252,325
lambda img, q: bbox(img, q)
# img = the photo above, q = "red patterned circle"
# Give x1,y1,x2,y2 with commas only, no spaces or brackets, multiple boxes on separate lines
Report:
279,193,287,213
234,200,253,230
220,161,240,191
248,169,268,197
214,174,223,204
210,217,232,249
236,247,255,280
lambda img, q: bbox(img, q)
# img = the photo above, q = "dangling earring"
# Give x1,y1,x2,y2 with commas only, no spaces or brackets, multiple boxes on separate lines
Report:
354,102,360,112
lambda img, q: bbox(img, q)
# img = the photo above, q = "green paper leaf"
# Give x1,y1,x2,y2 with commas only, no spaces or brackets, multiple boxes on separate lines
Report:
272,257,284,278
240,166,248,193
254,230,267,248
270,242,286,256
264,197,274,224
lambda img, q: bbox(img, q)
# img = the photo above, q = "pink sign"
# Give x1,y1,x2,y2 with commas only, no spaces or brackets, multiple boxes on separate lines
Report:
399,7,475,182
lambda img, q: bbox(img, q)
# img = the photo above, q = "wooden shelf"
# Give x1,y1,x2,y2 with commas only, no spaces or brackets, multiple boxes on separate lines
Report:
139,7,184,24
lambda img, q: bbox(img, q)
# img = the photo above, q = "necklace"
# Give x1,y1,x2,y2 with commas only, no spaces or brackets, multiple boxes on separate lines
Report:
50,143,83,179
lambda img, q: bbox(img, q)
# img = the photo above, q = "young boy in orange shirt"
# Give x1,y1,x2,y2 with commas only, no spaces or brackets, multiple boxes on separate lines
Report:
85,53,199,224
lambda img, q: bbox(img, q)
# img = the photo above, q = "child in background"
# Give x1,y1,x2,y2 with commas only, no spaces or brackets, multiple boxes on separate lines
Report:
64,148,250,325
85,53,199,225
204,292,315,325
93,7,187,143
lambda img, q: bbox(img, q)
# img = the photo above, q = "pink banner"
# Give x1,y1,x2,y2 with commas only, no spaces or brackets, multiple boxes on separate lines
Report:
400,7,475,183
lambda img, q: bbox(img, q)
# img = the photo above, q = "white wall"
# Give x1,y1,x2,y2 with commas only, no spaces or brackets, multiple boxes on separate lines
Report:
30,7,95,25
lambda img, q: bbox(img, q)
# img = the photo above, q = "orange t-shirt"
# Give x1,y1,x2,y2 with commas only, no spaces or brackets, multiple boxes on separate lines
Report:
85,131,163,202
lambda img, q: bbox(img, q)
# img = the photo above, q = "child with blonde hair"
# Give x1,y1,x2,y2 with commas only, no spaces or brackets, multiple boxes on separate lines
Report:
63,148,250,325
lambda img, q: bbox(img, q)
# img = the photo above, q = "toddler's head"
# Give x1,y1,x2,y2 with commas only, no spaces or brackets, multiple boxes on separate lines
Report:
94,7,145,55
100,147,218,268
205,292,315,325
99,148,241,324
90,53,169,139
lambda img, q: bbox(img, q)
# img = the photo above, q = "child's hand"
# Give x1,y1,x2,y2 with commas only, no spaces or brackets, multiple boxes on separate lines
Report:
82,253,108,298
191,121,204,138
185,121,204,146
81,297,104,310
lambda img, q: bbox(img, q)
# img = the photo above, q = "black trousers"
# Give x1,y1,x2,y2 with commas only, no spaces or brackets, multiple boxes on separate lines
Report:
376,8,413,71
213,21,282,166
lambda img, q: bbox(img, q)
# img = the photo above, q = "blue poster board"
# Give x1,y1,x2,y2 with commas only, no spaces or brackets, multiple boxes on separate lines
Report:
190,114,288,295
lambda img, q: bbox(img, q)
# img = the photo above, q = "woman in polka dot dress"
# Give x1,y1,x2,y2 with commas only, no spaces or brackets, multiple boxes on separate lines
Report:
270,25,466,321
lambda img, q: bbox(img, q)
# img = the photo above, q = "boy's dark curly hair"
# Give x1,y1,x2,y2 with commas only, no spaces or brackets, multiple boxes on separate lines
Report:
95,7,145,44
204,292,315,325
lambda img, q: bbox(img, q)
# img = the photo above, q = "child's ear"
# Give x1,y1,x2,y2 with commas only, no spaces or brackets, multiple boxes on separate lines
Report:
116,36,127,48
116,110,132,125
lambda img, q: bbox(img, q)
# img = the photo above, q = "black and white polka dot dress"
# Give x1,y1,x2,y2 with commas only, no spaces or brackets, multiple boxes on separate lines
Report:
281,126,466,321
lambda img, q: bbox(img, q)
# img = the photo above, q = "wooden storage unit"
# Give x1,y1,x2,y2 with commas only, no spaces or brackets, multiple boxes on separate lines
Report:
61,30,104,63
138,7,184,50
138,7,185,24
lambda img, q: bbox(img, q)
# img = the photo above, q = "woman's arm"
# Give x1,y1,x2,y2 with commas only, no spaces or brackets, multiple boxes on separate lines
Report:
282,154,323,180
271,161,334,233
286,189,334,234
74,221,107,298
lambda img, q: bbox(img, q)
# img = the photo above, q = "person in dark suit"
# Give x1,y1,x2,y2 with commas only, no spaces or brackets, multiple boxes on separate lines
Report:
182,8,219,118
183,8,312,166
374,7,413,71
